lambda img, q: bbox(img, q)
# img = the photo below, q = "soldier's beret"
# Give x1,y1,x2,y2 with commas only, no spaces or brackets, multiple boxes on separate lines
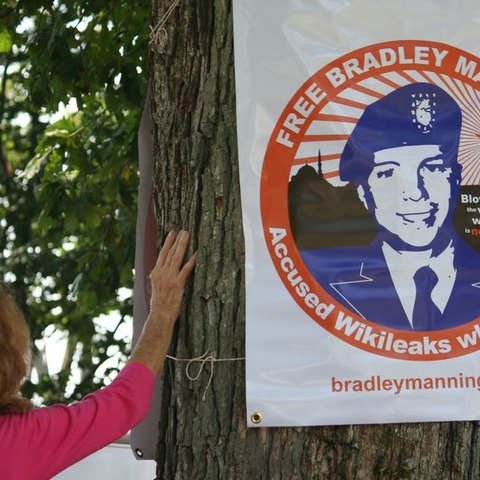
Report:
339,82,462,183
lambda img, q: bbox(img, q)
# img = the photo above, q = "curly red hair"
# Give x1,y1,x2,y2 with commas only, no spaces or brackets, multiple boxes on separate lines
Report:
0,287,33,413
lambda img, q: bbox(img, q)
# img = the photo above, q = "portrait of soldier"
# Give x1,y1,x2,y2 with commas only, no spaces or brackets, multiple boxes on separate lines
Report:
300,82,480,331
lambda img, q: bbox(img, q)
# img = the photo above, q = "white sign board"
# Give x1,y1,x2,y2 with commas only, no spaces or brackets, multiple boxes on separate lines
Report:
234,0,480,427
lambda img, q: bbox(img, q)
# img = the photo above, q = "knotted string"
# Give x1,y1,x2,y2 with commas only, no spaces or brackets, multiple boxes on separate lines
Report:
150,0,182,47
167,351,245,400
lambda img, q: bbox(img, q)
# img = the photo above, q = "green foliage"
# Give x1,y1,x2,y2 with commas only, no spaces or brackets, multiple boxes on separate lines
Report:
0,0,150,403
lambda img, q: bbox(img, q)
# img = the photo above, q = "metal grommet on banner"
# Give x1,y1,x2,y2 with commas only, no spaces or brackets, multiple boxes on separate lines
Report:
250,412,263,424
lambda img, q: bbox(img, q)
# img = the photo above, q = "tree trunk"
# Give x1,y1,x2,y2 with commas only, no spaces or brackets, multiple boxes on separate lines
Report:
149,1,480,478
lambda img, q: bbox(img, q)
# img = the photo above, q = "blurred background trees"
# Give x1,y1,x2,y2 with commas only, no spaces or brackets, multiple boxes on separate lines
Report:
0,0,150,404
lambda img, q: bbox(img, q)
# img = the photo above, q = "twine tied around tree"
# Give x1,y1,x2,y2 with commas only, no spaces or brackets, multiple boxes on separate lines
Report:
167,351,245,400
149,0,182,47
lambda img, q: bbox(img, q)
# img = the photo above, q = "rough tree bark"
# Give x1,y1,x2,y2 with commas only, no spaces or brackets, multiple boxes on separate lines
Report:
149,1,480,479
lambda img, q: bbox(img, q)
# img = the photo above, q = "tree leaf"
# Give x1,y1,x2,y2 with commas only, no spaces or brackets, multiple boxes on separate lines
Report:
0,30,12,53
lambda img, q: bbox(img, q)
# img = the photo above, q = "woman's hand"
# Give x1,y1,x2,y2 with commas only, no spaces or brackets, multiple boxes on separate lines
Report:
129,230,196,374
149,230,197,321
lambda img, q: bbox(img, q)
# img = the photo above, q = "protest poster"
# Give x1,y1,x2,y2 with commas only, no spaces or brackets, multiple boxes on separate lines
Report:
233,0,480,427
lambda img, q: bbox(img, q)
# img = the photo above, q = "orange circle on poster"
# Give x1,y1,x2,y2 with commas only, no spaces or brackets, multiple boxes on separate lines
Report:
261,40,480,360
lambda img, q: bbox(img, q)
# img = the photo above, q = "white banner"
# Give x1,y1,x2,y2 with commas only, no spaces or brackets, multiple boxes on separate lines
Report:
233,0,480,427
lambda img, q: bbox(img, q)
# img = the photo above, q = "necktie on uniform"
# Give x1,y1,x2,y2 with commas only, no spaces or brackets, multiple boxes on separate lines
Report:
412,266,441,331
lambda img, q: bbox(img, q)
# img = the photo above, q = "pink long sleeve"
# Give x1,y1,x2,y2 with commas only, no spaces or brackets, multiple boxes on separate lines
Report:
0,362,155,480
